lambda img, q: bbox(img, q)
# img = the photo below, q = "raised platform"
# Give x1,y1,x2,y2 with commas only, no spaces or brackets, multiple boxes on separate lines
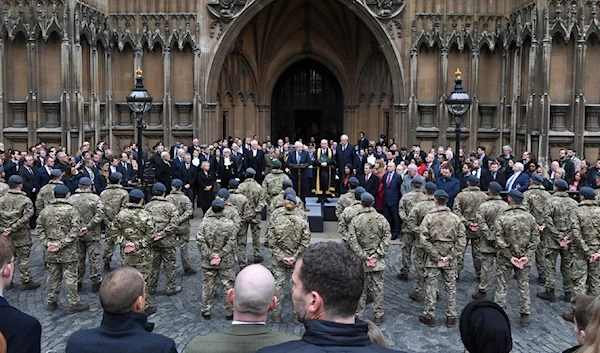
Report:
305,197,324,232
322,197,339,221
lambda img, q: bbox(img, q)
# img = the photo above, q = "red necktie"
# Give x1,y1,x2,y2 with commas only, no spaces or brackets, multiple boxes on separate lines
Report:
387,174,392,187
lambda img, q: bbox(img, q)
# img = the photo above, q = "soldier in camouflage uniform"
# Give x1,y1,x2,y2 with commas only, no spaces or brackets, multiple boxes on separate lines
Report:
166,179,197,276
398,175,427,281
269,182,306,217
270,188,308,221
335,177,360,219
493,189,540,327
111,188,157,315
348,192,391,325
101,172,129,270
404,181,437,302
197,198,239,319
37,184,89,313
228,179,253,268
523,173,553,285
0,167,9,198
262,159,290,219
144,182,181,295
337,187,367,242
237,168,266,263
268,194,311,323
418,190,466,328
471,181,509,299
453,175,487,279
205,188,242,225
0,175,40,290
68,177,105,293
35,169,63,215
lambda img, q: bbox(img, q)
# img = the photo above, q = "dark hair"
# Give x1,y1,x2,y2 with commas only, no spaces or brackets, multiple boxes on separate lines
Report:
129,196,142,203
298,242,364,318
212,205,224,213
575,295,596,331
478,146,486,152
344,163,354,176
0,236,14,269
99,266,144,314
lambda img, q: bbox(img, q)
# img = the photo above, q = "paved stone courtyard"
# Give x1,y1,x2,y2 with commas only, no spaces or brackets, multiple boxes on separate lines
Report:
5,212,578,353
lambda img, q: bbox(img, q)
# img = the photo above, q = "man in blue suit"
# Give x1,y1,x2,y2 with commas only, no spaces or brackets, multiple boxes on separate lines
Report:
335,134,359,178
505,162,530,192
382,161,402,239
287,141,310,205
0,236,42,353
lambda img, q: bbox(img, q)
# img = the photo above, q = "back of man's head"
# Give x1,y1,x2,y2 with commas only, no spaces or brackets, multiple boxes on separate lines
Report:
230,265,276,318
297,242,364,320
99,267,144,314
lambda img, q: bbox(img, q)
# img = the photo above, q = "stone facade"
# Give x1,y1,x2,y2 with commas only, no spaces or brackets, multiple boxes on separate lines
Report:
1,0,600,163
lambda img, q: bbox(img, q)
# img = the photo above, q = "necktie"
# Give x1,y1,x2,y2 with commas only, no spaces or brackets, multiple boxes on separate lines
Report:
297,153,300,162
342,145,346,152
186,164,189,170
492,172,496,179
28,167,33,175
366,174,370,182
506,173,517,191
387,173,392,186
123,163,127,170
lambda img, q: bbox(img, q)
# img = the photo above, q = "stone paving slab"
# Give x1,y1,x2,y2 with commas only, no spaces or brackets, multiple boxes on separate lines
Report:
4,209,578,353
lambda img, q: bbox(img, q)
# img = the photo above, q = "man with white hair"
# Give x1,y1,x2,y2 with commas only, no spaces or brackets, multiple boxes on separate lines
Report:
155,151,174,193
336,134,358,182
288,142,310,206
314,139,335,203
183,265,297,353
505,162,529,192
401,164,419,196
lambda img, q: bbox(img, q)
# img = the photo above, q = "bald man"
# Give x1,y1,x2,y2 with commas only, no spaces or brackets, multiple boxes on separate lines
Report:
183,265,297,353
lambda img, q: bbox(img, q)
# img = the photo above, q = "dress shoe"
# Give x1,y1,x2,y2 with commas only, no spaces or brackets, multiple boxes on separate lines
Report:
202,313,211,320
446,317,457,328
562,312,575,322
271,314,282,323
68,302,90,313
373,316,384,325
145,305,157,316
225,314,233,320
92,282,101,293
22,280,41,291
562,292,572,302
77,283,83,292
7,282,14,290
148,288,156,295
253,255,264,263
397,273,409,281
419,315,436,327
293,316,300,324
166,286,182,296
471,290,486,300
409,291,422,302
183,267,197,276
323,198,330,203
536,290,557,302
45,302,58,312
520,313,531,327
538,276,546,285
391,234,399,240
303,207,310,212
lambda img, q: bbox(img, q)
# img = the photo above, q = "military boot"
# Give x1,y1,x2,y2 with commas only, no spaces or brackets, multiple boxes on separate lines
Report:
144,305,158,316
562,292,572,302
22,280,41,291
471,290,486,300
446,317,457,328
45,302,58,312
68,302,90,313
562,312,575,322
397,273,409,281
536,289,557,302
183,267,197,276
418,315,435,327
520,314,531,327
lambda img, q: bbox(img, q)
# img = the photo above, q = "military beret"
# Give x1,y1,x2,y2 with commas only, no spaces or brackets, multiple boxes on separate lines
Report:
467,174,480,185
508,189,525,200
425,181,438,191
78,177,93,186
171,179,183,188
488,181,502,193
51,169,63,177
354,186,366,196
580,186,597,200
53,185,70,196
212,198,225,208
348,177,360,186
109,172,123,181
153,182,167,193
412,175,425,185
282,179,293,188
434,190,449,199
229,179,239,187
246,167,256,175
531,173,544,183
217,188,230,199
361,192,375,204
130,188,144,199
555,179,568,190
8,175,23,184
272,159,282,168
284,187,296,197
0,167,5,174
285,194,297,204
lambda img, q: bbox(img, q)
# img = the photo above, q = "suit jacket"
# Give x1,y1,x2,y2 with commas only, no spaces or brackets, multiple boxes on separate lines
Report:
66,311,176,353
357,138,369,150
0,296,42,353
36,166,52,187
505,171,530,192
4,160,19,179
231,151,244,175
116,162,135,185
175,163,198,188
170,145,183,160
18,165,39,197
358,173,380,198
81,166,104,193
173,156,186,170
382,172,402,207
336,143,359,175
287,150,310,181
183,324,297,353
154,160,175,190
480,170,507,191
243,149,266,175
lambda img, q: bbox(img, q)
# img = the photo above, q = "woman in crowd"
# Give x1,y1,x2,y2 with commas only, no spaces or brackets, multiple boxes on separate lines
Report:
218,148,236,189
568,295,599,353
460,300,512,353
570,171,588,191
192,149,201,167
423,168,436,183
373,159,385,212
99,160,110,185
197,161,215,215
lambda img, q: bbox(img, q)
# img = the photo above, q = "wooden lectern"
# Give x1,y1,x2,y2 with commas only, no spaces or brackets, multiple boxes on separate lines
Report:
291,164,308,198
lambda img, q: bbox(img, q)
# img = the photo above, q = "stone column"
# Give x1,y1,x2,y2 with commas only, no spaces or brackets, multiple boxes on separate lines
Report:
107,49,114,148
510,46,522,149
539,17,552,164
193,46,201,139
0,37,4,134
91,43,100,144
163,46,172,146
585,104,600,132
574,36,586,153
27,34,39,146
61,28,72,149
498,49,509,145
438,48,449,142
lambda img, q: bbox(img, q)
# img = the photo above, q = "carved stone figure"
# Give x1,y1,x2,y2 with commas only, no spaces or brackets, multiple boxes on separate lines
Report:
207,0,247,19
364,0,405,18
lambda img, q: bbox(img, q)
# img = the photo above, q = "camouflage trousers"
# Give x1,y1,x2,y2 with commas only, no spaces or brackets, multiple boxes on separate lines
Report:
202,267,235,316
493,259,531,314
236,225,249,268
13,244,33,283
357,271,385,319
401,231,416,275
122,259,153,309
176,232,192,271
411,247,426,295
77,240,102,285
103,234,117,266
571,253,600,298
545,246,573,293
458,238,481,279
535,240,547,282
46,262,80,306
423,266,457,319
148,246,177,293
272,262,295,317
477,252,496,293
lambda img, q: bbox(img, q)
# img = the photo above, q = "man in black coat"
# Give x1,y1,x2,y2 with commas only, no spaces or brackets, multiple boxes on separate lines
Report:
243,140,266,184
36,156,55,188
480,160,507,191
336,134,359,177
18,155,39,200
287,142,310,205
154,152,175,193
116,152,135,186
357,131,369,150
0,236,42,353
66,267,177,353
358,163,380,200
175,154,197,204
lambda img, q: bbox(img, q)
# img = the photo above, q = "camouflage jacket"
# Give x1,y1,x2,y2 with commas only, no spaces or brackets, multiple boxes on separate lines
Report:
546,192,579,249
100,184,129,224
337,202,363,242
68,188,105,242
405,197,436,235
493,204,540,261
420,207,467,268
238,179,266,219
270,192,305,215
229,189,253,225
0,181,8,198
475,196,509,254
35,180,62,214
0,190,33,247
347,207,391,272
204,201,242,225
335,192,355,219
523,185,553,227
453,186,487,238
111,203,155,267
268,207,311,265
166,190,193,235
37,199,82,263
262,170,291,199
571,200,600,257
196,211,239,269
270,201,308,221
399,189,427,224
144,197,179,247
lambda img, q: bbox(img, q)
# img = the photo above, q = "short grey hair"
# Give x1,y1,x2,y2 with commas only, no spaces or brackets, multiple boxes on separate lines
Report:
200,161,210,170
503,145,512,153
514,162,525,171
407,163,418,172
160,151,170,159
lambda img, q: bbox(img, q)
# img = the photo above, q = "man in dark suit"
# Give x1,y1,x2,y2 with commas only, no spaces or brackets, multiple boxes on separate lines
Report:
505,162,530,192
558,149,576,184
172,149,186,170
66,267,177,353
243,140,266,184
154,152,175,193
476,146,490,170
287,142,310,205
382,161,402,239
480,160,506,191
18,155,39,200
336,134,359,178
169,141,183,161
183,265,296,353
82,158,104,194
358,163,379,199
36,156,55,188
0,236,42,353
150,144,165,167
231,143,244,177
116,152,135,186
357,131,369,150
175,154,197,204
